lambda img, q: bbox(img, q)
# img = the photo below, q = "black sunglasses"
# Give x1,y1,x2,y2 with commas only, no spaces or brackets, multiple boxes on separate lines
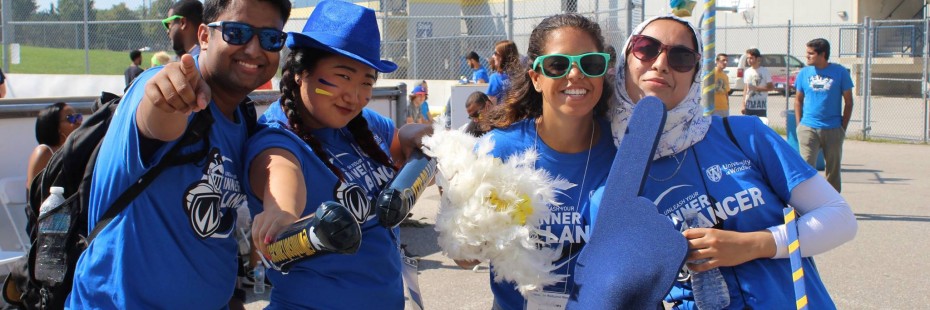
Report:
64,113,83,124
627,34,699,73
206,21,286,52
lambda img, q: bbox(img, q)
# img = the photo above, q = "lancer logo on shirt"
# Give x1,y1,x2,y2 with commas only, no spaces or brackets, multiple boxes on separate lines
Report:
184,149,242,239
335,183,371,223
705,165,723,182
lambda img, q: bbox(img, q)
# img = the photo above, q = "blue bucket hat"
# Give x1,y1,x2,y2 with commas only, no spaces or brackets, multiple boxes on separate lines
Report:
286,0,398,73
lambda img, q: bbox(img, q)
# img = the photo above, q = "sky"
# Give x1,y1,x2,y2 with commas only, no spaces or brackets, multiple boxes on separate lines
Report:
35,0,315,11
37,0,144,11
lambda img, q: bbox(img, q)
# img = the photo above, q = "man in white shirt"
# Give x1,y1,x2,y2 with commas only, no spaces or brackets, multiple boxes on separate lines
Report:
742,48,773,117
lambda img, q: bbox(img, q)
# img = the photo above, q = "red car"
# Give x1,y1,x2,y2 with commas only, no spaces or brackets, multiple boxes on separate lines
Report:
771,72,797,96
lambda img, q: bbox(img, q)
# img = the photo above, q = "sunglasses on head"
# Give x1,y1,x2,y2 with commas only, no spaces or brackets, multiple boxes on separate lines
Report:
206,21,286,52
627,34,700,73
531,52,611,79
64,113,83,124
162,15,182,30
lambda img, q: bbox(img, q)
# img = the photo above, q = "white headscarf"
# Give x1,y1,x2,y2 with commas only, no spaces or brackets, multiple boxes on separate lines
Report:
609,15,711,159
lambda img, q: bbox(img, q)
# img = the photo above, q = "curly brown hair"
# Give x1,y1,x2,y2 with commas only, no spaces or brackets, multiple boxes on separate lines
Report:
486,14,612,129
278,48,396,181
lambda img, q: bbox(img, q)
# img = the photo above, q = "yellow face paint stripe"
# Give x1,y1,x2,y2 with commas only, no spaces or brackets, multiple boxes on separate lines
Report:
315,88,333,96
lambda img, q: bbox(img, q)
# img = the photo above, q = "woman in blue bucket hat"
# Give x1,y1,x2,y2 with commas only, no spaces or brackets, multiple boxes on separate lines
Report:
242,1,431,308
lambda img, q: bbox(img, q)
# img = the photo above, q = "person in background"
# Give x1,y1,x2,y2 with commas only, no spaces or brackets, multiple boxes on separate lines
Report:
712,53,731,117
151,51,172,67
463,13,617,310
0,68,8,98
466,51,489,83
462,91,491,136
487,40,520,105
243,1,430,307
795,38,854,193
124,50,145,89
742,48,772,117
26,102,81,189
67,0,291,307
615,15,856,309
164,0,204,58
406,82,432,124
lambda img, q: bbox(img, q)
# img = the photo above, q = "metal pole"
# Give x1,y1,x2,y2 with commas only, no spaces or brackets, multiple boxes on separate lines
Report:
1,0,10,72
920,17,930,143
83,0,90,74
863,17,872,140
412,37,418,79
506,0,513,41
701,0,716,115
786,19,791,110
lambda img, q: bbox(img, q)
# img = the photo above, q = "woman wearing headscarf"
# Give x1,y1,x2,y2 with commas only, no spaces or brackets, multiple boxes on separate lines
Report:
611,15,857,309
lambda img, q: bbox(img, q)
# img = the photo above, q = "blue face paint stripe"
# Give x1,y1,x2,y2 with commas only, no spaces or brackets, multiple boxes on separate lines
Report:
318,78,338,87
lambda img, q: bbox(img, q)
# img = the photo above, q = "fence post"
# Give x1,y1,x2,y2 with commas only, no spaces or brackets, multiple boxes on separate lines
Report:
83,0,90,74
506,0,513,41
1,0,10,72
786,19,792,110
920,14,930,144
862,17,872,140
412,36,418,80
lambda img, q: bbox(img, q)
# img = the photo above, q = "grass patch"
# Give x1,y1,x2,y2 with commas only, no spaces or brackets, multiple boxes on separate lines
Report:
9,45,158,75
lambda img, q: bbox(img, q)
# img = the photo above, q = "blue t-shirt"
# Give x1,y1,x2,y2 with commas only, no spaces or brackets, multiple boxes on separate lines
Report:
420,100,431,121
244,101,404,309
795,63,853,129
641,116,833,310
472,67,490,83
485,117,616,310
487,72,510,104
69,58,248,309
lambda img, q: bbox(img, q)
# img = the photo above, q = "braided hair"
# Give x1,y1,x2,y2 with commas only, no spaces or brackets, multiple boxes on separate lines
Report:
278,48,397,182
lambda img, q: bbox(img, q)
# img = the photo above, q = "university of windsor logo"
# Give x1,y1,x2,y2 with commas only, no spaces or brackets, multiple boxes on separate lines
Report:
706,165,723,182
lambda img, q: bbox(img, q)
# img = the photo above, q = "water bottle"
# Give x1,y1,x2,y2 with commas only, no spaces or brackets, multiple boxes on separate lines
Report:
252,265,266,294
35,186,69,283
459,75,469,84
683,208,730,309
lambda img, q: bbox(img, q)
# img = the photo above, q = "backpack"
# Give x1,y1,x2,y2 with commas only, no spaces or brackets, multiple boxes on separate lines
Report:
2,91,256,309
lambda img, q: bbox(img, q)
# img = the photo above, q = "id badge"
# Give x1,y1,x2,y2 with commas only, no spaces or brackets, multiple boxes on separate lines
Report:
525,290,569,310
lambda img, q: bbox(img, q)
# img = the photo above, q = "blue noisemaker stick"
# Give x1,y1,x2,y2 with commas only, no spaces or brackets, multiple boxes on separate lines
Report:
259,201,362,272
375,150,438,228
784,207,808,309
567,96,688,309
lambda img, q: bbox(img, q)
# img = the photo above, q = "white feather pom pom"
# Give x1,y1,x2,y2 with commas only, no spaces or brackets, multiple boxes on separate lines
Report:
421,123,571,294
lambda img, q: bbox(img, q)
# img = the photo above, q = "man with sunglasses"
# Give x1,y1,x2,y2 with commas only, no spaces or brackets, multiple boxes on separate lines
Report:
164,0,203,58
67,0,291,308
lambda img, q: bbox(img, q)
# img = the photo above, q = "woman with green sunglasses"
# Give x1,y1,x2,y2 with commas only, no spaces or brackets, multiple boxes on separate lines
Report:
460,13,618,310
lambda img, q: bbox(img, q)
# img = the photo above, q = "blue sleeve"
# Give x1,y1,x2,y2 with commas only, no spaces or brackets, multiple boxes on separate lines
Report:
487,74,502,97
731,117,817,201
420,103,430,119
840,65,854,91
794,69,804,93
477,69,489,83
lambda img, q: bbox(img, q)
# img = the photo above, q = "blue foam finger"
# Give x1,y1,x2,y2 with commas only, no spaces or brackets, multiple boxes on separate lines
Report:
568,96,688,309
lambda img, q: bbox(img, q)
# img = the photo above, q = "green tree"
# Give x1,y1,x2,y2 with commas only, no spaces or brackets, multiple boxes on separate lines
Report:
7,0,39,21
57,0,95,21
95,3,142,50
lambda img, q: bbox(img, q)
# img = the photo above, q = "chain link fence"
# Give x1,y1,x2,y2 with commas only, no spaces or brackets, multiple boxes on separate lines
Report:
0,0,928,142
719,20,930,143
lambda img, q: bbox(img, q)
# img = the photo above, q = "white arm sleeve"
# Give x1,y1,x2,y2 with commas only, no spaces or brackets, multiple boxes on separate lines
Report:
766,175,858,258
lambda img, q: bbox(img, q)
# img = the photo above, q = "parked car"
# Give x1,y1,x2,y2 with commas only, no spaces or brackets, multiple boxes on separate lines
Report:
724,53,805,96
